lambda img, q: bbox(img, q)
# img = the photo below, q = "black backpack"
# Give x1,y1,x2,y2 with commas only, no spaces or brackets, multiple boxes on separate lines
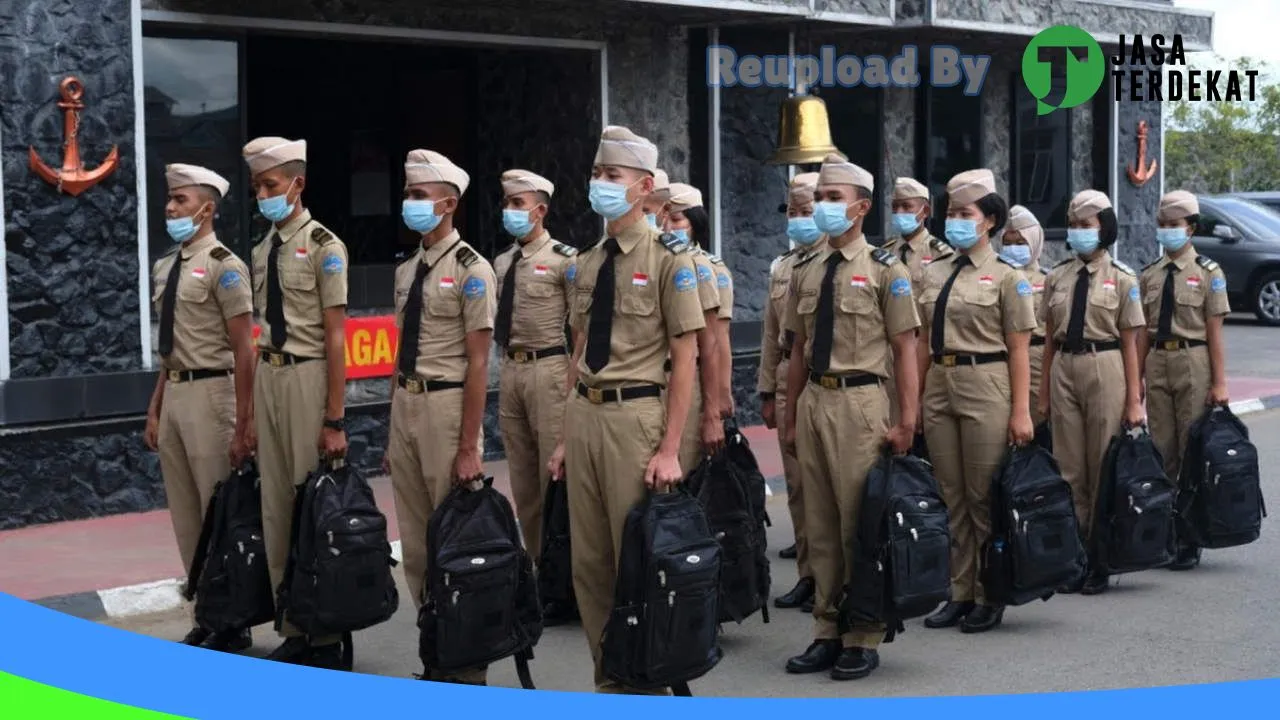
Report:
537,477,578,624
1176,405,1266,549
277,458,400,665
841,450,951,642
184,460,275,634
600,488,723,696
981,445,1085,606
1033,421,1053,453
418,478,542,689
1093,425,1177,574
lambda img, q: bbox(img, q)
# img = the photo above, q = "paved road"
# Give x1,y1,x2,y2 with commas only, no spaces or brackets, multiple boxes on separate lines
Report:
1224,315,1280,378
103,409,1280,698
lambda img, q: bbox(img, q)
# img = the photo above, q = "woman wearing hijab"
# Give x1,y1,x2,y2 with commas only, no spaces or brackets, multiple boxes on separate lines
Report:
1001,205,1050,428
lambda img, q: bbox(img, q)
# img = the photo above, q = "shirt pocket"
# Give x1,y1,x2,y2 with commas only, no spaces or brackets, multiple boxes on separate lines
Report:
525,280,556,299
151,284,166,315
769,278,789,300
281,269,316,292
428,291,459,318
838,286,877,315
618,289,656,317
394,288,410,318
178,276,211,303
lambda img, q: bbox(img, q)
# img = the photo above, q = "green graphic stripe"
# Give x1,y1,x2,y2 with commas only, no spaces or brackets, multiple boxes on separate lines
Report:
0,671,192,719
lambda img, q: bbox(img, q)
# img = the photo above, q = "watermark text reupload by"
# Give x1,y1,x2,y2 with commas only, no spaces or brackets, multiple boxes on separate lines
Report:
707,45,992,96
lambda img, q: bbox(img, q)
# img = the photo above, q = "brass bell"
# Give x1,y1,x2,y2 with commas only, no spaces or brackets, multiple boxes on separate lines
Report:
767,94,842,166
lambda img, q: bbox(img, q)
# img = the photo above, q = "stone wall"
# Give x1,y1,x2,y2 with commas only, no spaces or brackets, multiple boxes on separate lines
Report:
1113,60,1163,269
2,0,142,379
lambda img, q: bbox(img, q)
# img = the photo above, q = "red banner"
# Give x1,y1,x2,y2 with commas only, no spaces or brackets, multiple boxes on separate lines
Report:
251,315,399,380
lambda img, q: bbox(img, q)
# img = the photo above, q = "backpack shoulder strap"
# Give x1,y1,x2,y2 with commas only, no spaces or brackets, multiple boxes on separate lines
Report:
183,485,222,602
515,648,537,689
275,475,313,632
672,681,693,697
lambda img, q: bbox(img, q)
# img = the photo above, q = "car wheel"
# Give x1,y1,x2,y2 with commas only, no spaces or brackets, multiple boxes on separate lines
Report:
1253,272,1280,326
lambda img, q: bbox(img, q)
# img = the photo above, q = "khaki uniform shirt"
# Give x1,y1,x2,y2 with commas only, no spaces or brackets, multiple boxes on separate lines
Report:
690,250,722,318
250,210,349,357
882,231,955,292
569,218,706,388
783,235,921,377
1139,248,1231,342
710,255,734,321
1042,250,1146,342
152,233,253,372
757,238,829,394
918,243,1037,355
393,231,497,382
1025,266,1049,338
493,231,576,352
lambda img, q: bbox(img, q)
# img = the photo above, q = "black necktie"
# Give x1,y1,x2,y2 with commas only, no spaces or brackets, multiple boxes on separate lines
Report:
930,255,971,357
1065,266,1092,348
584,238,620,374
266,236,286,349
899,243,912,264
810,252,844,375
157,252,184,357
397,258,432,378
1156,263,1178,340
494,250,522,349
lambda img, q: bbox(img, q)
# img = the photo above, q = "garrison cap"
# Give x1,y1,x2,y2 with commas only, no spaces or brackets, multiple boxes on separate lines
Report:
1068,189,1112,222
946,169,997,207
1158,190,1199,221
593,125,658,175
405,149,470,196
165,163,230,199
893,177,930,202
501,169,554,199
242,136,306,176
817,154,873,194
668,183,704,212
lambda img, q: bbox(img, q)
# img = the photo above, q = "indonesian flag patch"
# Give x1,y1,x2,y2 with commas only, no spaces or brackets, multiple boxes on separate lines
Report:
190,267,206,279
533,265,549,276
294,247,308,260
1187,276,1201,288
440,277,455,289
633,273,649,287
850,275,868,288
922,256,934,265
1033,283,1044,292
1103,279,1117,290
979,275,994,286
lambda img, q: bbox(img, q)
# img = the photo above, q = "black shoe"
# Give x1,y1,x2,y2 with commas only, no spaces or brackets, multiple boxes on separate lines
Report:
180,627,210,646
1168,545,1202,571
785,639,841,674
774,577,815,609
1057,575,1085,594
924,601,974,629
1080,572,1110,595
779,544,798,560
800,597,815,613
266,637,313,664
830,647,880,681
200,628,252,653
960,605,1005,634
307,640,351,671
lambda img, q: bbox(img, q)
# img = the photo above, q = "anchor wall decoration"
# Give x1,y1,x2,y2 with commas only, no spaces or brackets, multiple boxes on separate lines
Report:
1126,120,1158,187
29,76,119,196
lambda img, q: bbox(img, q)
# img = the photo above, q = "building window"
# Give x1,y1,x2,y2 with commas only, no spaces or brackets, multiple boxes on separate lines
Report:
916,84,983,237
1011,69,1073,229
821,86,884,239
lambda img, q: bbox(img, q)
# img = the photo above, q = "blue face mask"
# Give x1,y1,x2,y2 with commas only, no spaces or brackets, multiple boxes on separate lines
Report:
944,218,980,250
1067,228,1101,255
645,213,659,230
402,199,441,234
787,217,822,246
1000,244,1032,267
671,228,690,244
892,212,920,237
503,209,536,239
166,216,198,243
813,202,853,237
257,182,296,223
1156,227,1190,252
589,180,635,221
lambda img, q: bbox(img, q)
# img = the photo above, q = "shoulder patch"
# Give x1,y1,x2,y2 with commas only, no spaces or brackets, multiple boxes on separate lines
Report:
659,232,691,254
1111,258,1136,276
870,248,898,266
1195,255,1220,272
456,245,479,268
310,226,336,246
209,246,231,262
552,242,577,257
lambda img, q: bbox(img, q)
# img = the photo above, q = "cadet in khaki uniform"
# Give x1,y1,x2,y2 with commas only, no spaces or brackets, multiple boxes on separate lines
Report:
144,164,255,652
641,169,672,231
1039,190,1147,596
882,177,954,427
556,125,706,695
781,154,920,681
492,169,576,583
760,172,825,612
386,150,497,685
1139,190,1231,571
243,137,350,668
1001,206,1049,426
917,170,1036,634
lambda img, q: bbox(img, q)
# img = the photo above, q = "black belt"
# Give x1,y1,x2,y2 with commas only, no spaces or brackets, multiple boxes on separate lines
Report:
807,372,881,390
663,358,702,373
932,352,1008,367
1151,338,1207,351
397,374,465,395
165,368,232,383
506,346,567,363
1030,336,1046,347
260,350,322,367
576,382,662,405
1059,340,1121,355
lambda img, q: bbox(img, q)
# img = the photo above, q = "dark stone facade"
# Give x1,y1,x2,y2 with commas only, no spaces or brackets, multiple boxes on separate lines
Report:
2,0,142,379
1113,61,1164,270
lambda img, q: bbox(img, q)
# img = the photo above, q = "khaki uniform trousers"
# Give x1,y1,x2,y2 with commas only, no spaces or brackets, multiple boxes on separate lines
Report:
159,374,235,625
1049,350,1126,543
676,371,705,479
1145,345,1212,483
564,392,672,696
922,362,1011,606
795,381,887,649
254,358,339,645
388,385,486,685
776,357,810,578
499,355,569,563
1029,345,1046,427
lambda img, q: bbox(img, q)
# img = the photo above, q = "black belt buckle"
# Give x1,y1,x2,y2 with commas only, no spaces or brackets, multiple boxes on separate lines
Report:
585,385,606,404
1159,340,1183,351
939,354,960,368
401,375,425,394
166,369,182,383
818,375,840,390
264,351,287,367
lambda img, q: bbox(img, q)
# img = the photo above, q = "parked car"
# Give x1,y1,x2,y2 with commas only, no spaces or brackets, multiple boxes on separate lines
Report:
1226,191,1280,214
1193,195,1280,325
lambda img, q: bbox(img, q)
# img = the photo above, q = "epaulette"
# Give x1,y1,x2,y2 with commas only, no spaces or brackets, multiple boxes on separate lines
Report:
1111,258,1136,276
659,232,691,255
209,246,231,262
929,237,954,255
1195,255,1220,272
1054,257,1075,268
708,254,725,265
870,248,898,266
794,253,820,270
552,242,577,257
310,226,336,246
1141,257,1163,273
456,245,480,268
